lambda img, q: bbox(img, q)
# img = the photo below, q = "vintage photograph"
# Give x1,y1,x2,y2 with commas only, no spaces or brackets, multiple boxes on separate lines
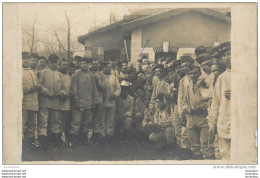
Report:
3,3,257,164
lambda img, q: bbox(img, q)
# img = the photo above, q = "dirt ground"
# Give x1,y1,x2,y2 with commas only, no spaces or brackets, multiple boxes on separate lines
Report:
22,138,182,162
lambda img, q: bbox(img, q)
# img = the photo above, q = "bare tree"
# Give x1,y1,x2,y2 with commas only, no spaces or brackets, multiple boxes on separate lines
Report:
22,13,38,54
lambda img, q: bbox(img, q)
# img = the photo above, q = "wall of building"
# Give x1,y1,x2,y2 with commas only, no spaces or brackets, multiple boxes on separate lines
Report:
84,27,124,60
141,11,230,48
130,28,142,64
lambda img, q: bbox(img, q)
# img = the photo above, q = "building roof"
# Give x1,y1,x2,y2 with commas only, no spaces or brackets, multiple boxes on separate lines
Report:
78,8,231,45
122,8,231,31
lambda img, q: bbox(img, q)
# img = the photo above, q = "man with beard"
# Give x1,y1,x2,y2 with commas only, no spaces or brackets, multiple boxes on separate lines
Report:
209,42,231,160
89,59,107,140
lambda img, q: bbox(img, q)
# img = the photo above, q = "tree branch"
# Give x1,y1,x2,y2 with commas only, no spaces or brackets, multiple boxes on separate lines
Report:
54,31,67,52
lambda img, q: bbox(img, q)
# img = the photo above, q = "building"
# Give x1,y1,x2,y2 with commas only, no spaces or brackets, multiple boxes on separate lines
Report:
78,8,231,64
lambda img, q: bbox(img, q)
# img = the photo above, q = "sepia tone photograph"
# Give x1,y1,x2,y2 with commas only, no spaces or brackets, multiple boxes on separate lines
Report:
2,2,257,164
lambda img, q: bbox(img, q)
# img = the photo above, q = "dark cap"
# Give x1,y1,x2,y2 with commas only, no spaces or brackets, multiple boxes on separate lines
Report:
172,60,182,70
195,53,211,65
219,41,231,54
68,63,76,68
195,46,207,57
187,63,201,72
74,56,82,61
48,54,58,62
22,52,29,60
39,56,47,62
209,46,221,59
30,53,39,59
180,56,194,64
153,64,164,71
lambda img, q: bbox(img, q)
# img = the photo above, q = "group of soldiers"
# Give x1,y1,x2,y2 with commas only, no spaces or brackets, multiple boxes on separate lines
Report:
22,41,231,160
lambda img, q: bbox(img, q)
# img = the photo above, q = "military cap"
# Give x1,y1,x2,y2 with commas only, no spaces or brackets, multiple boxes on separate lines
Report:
187,63,201,72
22,52,29,60
29,53,39,59
209,46,221,58
48,54,59,62
195,46,207,57
68,62,76,68
153,64,164,71
39,56,47,62
172,60,182,70
81,57,91,63
121,59,128,64
120,80,131,87
180,56,194,64
74,55,82,61
219,41,231,54
195,53,212,65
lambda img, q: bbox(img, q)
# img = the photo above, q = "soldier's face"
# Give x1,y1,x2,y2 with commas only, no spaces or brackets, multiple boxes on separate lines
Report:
49,61,58,70
201,63,211,74
189,68,201,83
222,51,231,69
81,61,89,71
91,61,99,71
110,61,116,69
30,57,38,69
181,62,189,74
103,64,112,75
60,62,68,73
68,67,75,76
156,99,165,110
39,59,47,68
22,58,30,68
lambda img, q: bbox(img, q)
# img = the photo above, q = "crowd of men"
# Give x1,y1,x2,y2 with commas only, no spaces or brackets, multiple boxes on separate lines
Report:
22,41,231,160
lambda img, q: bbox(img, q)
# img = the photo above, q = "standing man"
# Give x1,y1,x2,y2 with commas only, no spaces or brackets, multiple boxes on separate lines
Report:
67,63,76,76
22,52,41,151
38,54,65,150
59,61,72,143
102,62,121,141
69,57,99,146
182,64,210,159
177,56,194,157
209,42,231,160
90,59,107,139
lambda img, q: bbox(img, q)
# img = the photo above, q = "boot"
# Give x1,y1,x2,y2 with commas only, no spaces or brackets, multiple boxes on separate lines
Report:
55,133,63,148
38,135,48,151
22,138,28,152
27,137,35,151
68,134,78,148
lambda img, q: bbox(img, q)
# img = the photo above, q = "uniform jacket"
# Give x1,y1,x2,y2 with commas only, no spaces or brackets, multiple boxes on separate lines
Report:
209,70,231,139
103,74,121,108
60,73,71,111
71,70,98,110
116,95,134,118
22,68,39,111
39,68,65,110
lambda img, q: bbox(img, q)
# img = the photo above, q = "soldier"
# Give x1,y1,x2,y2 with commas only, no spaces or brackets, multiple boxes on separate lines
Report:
144,93,175,151
116,80,134,139
177,56,194,157
37,56,48,79
69,57,99,146
182,64,210,159
149,64,170,116
209,42,231,160
38,54,66,150
22,52,41,151
101,62,121,141
67,63,76,76
89,59,107,140
59,61,72,144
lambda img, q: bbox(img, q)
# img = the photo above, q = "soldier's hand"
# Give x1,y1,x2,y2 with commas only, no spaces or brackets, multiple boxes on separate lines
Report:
224,90,231,100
